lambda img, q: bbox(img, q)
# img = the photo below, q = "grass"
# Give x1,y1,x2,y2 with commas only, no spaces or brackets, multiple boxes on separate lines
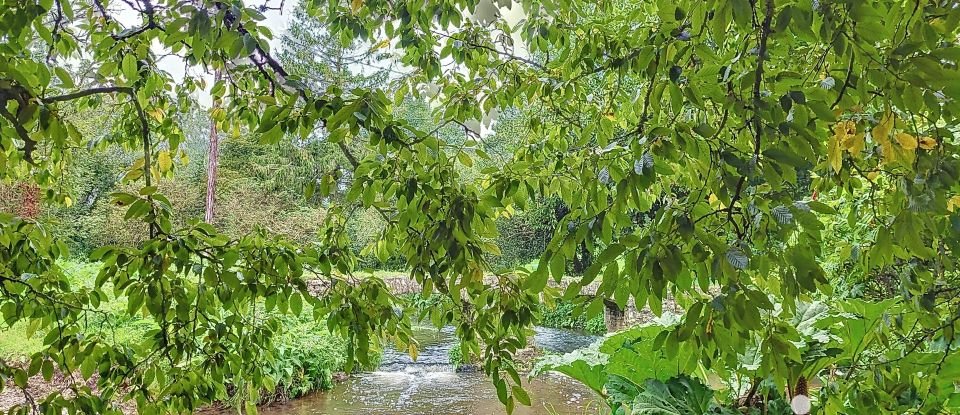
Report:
0,260,152,359
0,323,43,359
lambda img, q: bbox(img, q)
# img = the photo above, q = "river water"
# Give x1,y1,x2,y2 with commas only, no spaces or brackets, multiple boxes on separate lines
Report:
259,327,604,415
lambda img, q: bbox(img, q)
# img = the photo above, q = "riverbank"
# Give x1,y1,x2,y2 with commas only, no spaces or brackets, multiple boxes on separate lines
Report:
0,261,363,414
1,262,607,414
255,325,603,415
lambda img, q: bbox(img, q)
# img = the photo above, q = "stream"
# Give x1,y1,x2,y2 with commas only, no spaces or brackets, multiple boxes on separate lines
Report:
259,327,604,415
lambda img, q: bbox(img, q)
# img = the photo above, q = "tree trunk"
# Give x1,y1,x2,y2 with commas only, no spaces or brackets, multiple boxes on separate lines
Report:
204,70,221,224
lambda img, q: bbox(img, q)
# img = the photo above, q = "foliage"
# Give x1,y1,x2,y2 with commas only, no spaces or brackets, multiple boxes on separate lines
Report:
491,198,558,270
538,300,606,335
531,341,609,396
631,375,715,415
247,314,355,404
537,297,960,413
2,0,960,413
0,260,362,410
447,342,476,370
533,319,693,404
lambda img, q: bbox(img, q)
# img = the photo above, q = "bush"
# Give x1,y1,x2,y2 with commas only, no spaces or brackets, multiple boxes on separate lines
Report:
489,198,558,270
539,300,607,335
584,315,607,335
261,317,350,402
0,260,156,358
447,342,476,370
0,261,368,408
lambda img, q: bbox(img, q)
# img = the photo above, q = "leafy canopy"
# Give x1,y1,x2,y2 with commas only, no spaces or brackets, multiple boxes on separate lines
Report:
2,0,960,413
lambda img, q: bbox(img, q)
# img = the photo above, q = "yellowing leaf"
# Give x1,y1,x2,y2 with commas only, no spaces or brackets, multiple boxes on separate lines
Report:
918,136,938,150
157,151,173,172
895,132,918,150
603,113,616,121
872,112,895,164
371,38,391,50
63,196,73,207
948,195,960,213
872,112,892,138
827,130,843,173
407,342,418,361
210,107,226,121
351,0,363,13
843,133,865,157
147,107,165,122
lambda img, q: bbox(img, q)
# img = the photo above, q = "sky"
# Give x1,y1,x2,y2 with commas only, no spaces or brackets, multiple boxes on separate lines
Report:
111,0,525,128
181,2,292,106
110,0,293,107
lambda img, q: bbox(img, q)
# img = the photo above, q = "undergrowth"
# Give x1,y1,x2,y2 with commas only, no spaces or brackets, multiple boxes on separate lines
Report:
539,301,607,335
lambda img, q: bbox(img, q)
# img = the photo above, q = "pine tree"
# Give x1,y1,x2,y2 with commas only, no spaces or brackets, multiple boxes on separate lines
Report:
278,2,389,92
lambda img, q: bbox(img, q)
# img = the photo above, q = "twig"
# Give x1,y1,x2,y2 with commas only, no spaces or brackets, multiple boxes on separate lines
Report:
42,85,155,236
0,105,37,163
830,49,856,109
436,32,546,71
726,0,774,235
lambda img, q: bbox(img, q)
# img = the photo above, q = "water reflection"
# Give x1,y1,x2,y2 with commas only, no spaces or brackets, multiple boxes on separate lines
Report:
258,326,605,415
532,327,598,353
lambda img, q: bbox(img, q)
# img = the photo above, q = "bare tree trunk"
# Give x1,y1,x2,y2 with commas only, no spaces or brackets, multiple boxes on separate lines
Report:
204,70,221,224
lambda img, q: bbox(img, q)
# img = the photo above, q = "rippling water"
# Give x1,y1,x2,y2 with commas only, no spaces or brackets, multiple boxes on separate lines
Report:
258,326,605,415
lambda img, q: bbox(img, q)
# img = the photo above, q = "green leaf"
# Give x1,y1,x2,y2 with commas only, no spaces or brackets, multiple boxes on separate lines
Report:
531,343,608,395
632,375,714,415
511,385,531,406
290,292,303,314
549,253,565,282
122,54,139,82
807,201,837,215
725,248,748,270
526,267,548,292
54,67,74,88
41,359,54,381
606,374,641,405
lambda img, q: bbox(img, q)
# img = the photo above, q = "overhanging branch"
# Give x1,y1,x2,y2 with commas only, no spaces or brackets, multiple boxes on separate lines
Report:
727,0,775,237
42,85,156,236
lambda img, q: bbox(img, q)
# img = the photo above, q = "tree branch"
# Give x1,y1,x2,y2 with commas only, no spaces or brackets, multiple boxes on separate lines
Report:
727,0,775,234
41,86,134,103
437,32,546,71
830,49,856,109
41,85,155,236
112,0,158,41
0,105,37,163
92,0,112,22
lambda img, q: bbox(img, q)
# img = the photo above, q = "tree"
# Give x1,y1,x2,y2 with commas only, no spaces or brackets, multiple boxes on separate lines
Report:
1,0,959,414
277,1,389,92
276,0,392,202
205,70,222,223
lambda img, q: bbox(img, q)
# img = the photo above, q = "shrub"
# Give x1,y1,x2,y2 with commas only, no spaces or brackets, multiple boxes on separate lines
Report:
539,300,607,334
489,198,558,270
584,316,607,335
262,320,349,402
447,342,476,370
256,313,382,404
